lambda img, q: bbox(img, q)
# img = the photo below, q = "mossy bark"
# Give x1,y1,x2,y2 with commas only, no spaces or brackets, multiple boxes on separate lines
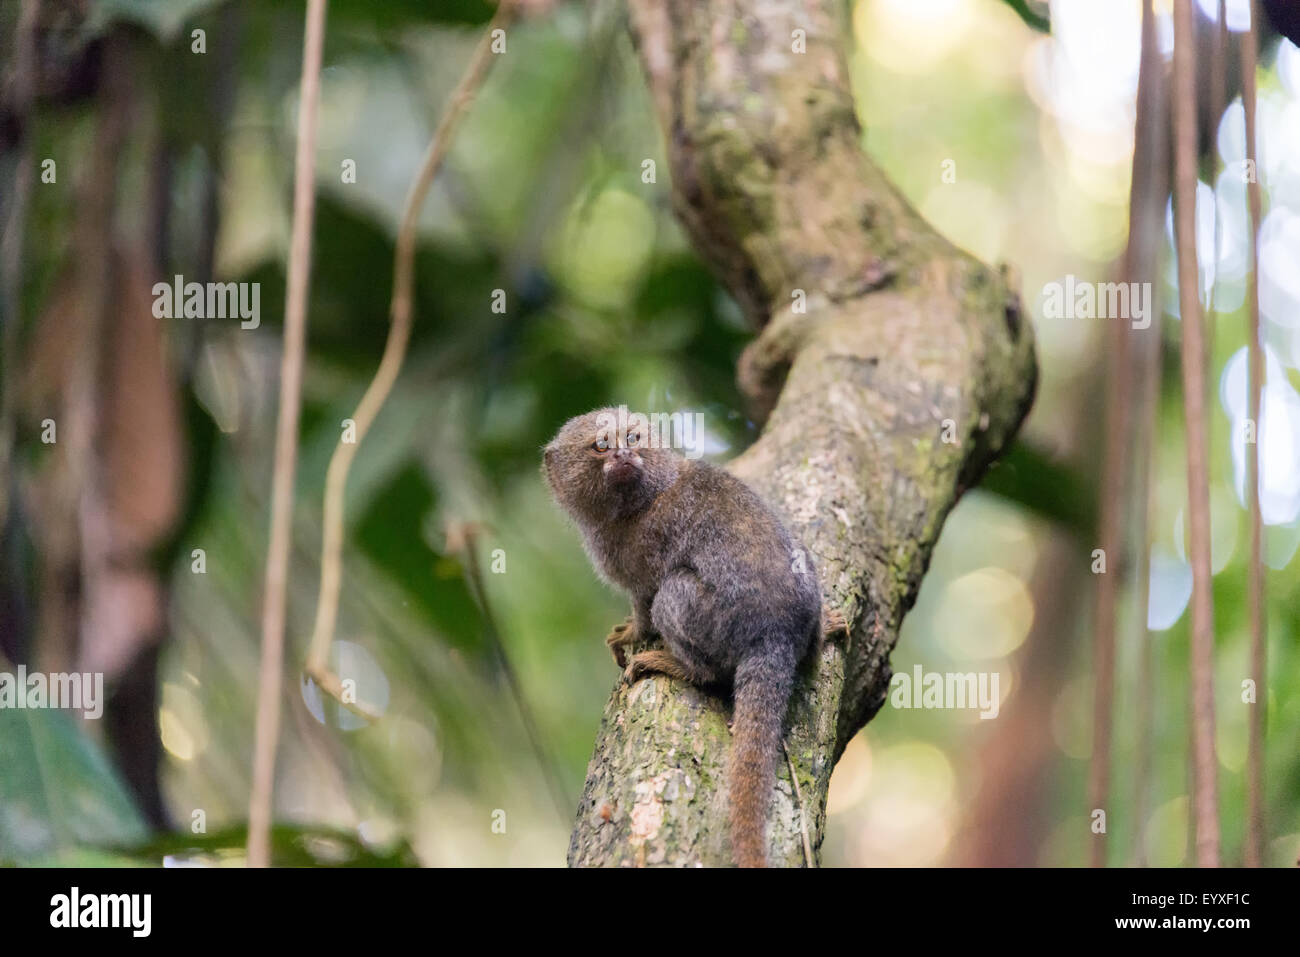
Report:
568,0,1036,867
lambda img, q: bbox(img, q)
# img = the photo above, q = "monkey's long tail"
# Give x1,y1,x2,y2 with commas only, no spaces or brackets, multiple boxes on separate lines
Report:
729,646,797,868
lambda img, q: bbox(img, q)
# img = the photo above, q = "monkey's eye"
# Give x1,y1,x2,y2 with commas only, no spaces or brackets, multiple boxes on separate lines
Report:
591,437,610,453
626,431,640,447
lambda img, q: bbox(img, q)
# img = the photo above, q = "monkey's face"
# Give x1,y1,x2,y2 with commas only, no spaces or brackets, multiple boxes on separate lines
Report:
543,408,680,521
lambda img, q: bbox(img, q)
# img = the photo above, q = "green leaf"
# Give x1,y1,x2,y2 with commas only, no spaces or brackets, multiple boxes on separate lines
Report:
330,0,496,28
0,705,148,864
1000,0,1051,33
354,462,485,655
86,0,495,44
981,440,1094,533
109,824,419,867
86,0,225,42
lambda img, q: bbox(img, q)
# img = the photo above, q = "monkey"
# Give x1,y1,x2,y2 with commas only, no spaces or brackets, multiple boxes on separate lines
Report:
542,407,830,867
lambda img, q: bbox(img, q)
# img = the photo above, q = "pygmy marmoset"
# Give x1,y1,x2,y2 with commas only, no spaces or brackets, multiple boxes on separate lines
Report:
543,407,826,867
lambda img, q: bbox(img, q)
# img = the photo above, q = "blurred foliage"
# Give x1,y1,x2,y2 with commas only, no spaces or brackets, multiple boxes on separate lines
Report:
0,707,147,863
998,0,1050,33
111,823,419,867
2,0,1297,870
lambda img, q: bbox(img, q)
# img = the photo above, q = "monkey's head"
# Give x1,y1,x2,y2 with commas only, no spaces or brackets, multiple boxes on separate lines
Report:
542,407,682,522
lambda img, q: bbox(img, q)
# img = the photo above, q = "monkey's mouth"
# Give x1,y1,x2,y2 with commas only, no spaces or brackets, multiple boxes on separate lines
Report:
604,458,642,485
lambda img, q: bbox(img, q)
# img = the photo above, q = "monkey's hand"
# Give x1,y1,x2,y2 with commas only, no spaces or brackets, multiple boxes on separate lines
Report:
605,616,639,669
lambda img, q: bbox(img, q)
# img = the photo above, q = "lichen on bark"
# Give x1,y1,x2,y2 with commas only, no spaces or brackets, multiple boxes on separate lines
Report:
568,0,1036,867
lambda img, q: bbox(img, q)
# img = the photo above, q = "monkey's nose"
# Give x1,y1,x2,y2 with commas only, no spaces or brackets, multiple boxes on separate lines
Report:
613,448,632,461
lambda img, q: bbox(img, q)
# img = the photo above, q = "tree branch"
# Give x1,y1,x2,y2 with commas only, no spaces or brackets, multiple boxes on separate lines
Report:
1172,0,1220,869
1126,0,1170,868
248,0,329,870
1241,0,1266,869
568,0,1036,867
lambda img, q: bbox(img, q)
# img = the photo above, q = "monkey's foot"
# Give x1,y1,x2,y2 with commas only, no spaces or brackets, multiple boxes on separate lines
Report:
822,607,850,642
622,649,692,686
605,617,638,669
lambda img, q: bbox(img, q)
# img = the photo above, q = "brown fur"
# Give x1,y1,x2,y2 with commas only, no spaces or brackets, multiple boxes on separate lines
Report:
543,408,821,866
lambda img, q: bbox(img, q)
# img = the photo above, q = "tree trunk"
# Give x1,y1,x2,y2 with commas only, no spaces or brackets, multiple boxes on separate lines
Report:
568,0,1036,867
